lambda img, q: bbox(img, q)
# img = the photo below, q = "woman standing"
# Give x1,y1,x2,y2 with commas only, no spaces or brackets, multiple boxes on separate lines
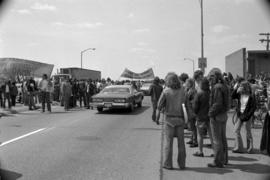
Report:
231,81,256,153
185,78,198,148
193,77,214,157
156,72,191,170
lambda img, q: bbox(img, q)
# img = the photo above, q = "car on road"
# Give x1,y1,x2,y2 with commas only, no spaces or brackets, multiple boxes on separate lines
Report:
90,85,144,112
140,83,152,96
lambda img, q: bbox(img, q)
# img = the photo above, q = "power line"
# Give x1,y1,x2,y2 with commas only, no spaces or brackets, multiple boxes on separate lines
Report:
259,33,270,51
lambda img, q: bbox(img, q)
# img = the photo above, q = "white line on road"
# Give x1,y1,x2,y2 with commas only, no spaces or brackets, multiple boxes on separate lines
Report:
0,128,46,147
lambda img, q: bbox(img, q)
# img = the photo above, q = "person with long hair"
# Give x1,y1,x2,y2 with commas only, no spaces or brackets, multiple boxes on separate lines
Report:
207,69,229,168
185,78,198,148
260,92,270,156
149,76,163,124
193,77,214,157
232,81,256,153
156,72,191,170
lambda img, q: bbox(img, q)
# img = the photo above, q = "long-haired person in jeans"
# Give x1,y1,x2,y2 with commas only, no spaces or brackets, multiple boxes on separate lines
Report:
156,72,191,170
231,81,256,153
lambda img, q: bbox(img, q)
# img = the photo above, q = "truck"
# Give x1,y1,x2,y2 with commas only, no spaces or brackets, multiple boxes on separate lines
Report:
51,67,101,101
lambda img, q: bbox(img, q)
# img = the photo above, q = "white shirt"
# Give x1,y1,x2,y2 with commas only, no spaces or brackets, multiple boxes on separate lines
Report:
240,94,249,113
39,79,48,92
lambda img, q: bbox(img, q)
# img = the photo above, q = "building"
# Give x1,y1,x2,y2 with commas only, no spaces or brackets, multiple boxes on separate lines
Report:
247,50,270,77
225,49,270,78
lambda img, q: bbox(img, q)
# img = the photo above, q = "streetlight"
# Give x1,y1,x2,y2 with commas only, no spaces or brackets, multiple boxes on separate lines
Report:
81,48,95,69
184,58,195,74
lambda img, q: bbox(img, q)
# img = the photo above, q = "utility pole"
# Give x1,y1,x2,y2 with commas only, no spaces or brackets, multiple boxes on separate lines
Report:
259,33,270,51
198,0,206,74
200,0,204,59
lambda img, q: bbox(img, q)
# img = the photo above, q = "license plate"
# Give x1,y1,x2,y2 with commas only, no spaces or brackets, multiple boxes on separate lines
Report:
104,103,112,108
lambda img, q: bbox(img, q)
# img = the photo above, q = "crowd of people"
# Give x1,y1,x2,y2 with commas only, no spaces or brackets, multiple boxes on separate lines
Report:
0,70,269,170
0,74,146,112
148,69,270,170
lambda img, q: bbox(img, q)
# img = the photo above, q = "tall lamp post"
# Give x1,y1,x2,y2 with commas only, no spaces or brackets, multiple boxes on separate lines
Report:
81,48,95,69
184,58,195,74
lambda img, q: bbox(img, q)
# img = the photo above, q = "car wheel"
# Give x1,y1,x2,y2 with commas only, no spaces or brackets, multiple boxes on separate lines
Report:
129,102,135,112
97,107,103,112
137,100,142,107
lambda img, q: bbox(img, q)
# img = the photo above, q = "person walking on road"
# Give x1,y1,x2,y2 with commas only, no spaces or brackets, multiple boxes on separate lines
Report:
231,81,256,153
39,74,51,113
149,76,163,124
207,68,229,168
156,72,191,170
193,77,214,157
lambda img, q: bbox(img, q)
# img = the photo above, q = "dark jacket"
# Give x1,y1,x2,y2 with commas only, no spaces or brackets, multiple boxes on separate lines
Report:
149,83,163,103
193,89,210,122
27,79,36,92
10,84,18,96
231,89,256,122
209,83,229,117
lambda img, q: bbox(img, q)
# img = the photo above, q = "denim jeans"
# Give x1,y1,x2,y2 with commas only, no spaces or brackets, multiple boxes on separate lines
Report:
41,91,51,112
3,93,11,108
28,92,36,109
234,117,253,152
210,112,228,166
163,123,186,169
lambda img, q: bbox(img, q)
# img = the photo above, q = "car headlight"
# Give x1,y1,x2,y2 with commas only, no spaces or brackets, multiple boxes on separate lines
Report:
114,99,126,103
92,98,103,102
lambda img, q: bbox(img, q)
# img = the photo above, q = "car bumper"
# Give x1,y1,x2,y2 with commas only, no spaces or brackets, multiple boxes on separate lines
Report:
90,102,130,109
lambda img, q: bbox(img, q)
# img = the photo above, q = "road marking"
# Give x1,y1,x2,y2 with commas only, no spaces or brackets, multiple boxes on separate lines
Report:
0,128,46,147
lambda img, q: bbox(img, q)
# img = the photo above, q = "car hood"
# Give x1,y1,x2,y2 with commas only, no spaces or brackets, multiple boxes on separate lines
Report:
92,93,131,99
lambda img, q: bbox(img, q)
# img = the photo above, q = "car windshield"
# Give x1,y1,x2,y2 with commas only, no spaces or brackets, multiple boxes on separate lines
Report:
101,87,130,94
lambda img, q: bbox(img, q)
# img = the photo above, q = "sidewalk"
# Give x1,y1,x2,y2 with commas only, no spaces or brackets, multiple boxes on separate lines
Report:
161,112,270,180
0,101,63,117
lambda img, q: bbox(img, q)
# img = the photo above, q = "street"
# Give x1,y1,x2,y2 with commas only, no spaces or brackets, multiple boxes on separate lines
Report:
0,97,270,180
0,97,160,180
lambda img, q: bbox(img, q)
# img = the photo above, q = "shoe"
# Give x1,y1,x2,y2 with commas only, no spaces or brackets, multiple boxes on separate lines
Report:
207,163,223,168
193,151,204,157
186,140,193,144
163,166,173,170
156,121,160,125
210,154,214,157
190,143,198,148
232,149,244,153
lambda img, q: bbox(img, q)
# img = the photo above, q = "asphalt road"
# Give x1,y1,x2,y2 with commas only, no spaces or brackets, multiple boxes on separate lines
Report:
0,97,161,180
1,97,270,180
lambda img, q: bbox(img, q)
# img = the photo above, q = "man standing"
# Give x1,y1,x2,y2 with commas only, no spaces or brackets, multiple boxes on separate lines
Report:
149,77,163,124
39,74,51,112
207,69,229,168
10,81,18,107
3,80,12,109
27,77,37,110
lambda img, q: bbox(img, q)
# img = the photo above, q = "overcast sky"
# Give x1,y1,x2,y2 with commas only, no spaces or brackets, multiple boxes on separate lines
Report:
0,0,269,80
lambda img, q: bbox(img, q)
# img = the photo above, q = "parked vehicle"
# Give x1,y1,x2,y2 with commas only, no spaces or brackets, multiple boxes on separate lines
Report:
90,85,144,112
140,83,152,96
